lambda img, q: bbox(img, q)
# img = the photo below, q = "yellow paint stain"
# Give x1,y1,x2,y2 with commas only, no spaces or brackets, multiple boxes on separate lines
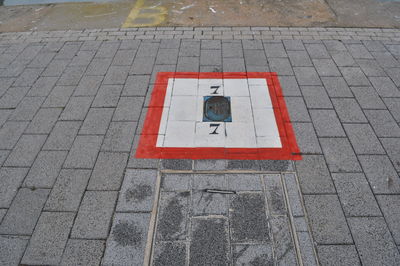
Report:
122,0,167,28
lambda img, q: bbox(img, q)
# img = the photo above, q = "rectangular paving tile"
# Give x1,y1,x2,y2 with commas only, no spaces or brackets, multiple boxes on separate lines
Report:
59,96,93,121
60,239,105,266
380,138,400,172
294,67,322,86
350,86,386,109
4,135,47,167
71,191,118,239
310,109,345,137
377,195,400,245
92,85,123,107
79,108,114,135
73,75,103,96
0,121,29,149
292,123,322,154
43,121,81,150
332,173,381,217
270,216,298,265
190,218,230,265
0,168,28,208
9,96,45,121
343,124,385,154
369,76,400,97
44,169,91,211
300,86,333,109
101,122,137,152
319,138,362,172
0,236,29,266
264,174,286,215
317,245,361,266
122,75,150,96
25,108,62,134
117,169,157,212
348,217,400,266
21,212,75,265
87,152,128,190
331,98,367,123
321,77,353,97
0,188,49,235
364,110,400,137
102,213,150,265
63,135,103,168
304,194,352,244
113,97,143,121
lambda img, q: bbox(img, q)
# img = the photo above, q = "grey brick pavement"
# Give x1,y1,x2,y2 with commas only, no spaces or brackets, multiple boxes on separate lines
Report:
0,28,399,265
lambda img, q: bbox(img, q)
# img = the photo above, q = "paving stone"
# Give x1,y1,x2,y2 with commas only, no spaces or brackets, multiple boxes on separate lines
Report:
152,242,187,266
381,138,400,172
28,52,56,68
190,218,230,265
294,67,322,86
278,75,301,96
371,51,399,68
222,57,245,72
350,86,386,109
283,173,304,217
263,174,286,215
69,50,95,66
385,68,400,87
86,57,112,75
356,59,386,76
330,51,356,67
42,59,70,76
0,109,13,128
313,58,341,76
92,85,123,107
295,155,335,194
332,173,381,217
161,173,191,191
13,67,43,86
55,43,81,59
384,98,400,123
156,191,190,241
4,135,47,167
59,96,93,120
136,42,159,57
369,76,400,97
270,216,297,265
268,58,294,75
304,195,352,244
0,121,29,149
130,56,156,74
331,98,367,123
348,217,400,266
44,169,91,211
127,149,159,169
79,108,114,135
43,121,81,150
232,244,274,266
8,96,44,121
113,97,143,121
317,245,361,266
364,109,400,137
340,67,371,86
344,124,385,154
96,41,120,58
292,123,322,154
346,44,373,59
260,160,294,172
305,43,330,58
57,66,85,86
112,49,137,66
122,75,150,96
25,108,62,134
193,159,226,170
224,173,261,191
285,97,311,122
103,213,151,265
0,236,28,266
159,39,180,49
319,138,362,172
192,188,227,215
0,86,30,108
230,193,269,242
310,109,345,137
60,239,105,266
156,48,179,65
102,122,136,152
298,232,317,266
363,40,387,52
200,49,222,66
73,75,103,96
28,76,58,96
0,188,49,235
117,169,157,212
23,150,67,188
283,39,305,51
161,159,192,170
244,49,267,66
301,86,332,108
21,212,75,265
71,191,118,239
376,195,400,245
264,42,287,58
103,66,130,85
43,86,75,107
0,150,9,166
0,168,28,208
359,155,400,194
64,135,103,168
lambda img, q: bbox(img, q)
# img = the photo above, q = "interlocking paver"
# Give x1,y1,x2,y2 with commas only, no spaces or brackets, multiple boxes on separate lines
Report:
9,96,45,121
0,236,29,266
364,109,400,137
319,138,362,172
64,135,103,168
321,76,353,97
0,86,30,108
23,150,67,188
330,51,356,67
292,123,322,154
4,135,47,167
86,57,112,75
21,212,75,265
112,49,137,66
57,66,85,86
348,217,400,266
344,124,385,154
79,108,114,135
113,97,143,121
59,96,93,120
44,169,91,211
356,59,386,76
0,168,28,208
28,76,58,96
101,122,136,152
43,85,75,107
92,85,123,107
25,108,62,134
71,191,118,239
380,138,400,172
350,86,386,109
60,239,105,266
377,195,400,245
87,152,128,190
294,67,322,86
73,75,103,96
122,75,150,96
331,98,367,123
0,188,49,235
317,245,361,266
369,76,400,97
383,98,400,122
285,97,311,122
0,121,29,149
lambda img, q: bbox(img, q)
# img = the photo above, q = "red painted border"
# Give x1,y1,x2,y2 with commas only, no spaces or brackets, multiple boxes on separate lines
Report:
136,72,302,160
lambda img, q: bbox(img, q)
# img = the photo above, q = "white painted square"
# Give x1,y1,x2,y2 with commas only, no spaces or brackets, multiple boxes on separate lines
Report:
158,77,282,149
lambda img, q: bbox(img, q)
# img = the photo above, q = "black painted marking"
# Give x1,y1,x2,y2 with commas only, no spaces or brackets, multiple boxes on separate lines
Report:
210,123,220,135
210,85,220,94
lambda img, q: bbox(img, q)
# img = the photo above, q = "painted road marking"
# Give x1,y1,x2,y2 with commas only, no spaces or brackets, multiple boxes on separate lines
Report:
122,0,167,27
136,72,302,160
